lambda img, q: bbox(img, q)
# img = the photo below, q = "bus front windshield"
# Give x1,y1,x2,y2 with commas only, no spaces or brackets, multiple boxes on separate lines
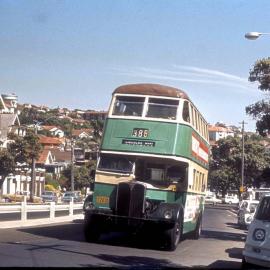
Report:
112,96,145,116
146,98,179,120
112,95,179,120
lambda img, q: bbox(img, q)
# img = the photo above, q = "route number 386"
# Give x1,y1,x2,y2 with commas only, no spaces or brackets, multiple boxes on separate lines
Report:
132,128,149,138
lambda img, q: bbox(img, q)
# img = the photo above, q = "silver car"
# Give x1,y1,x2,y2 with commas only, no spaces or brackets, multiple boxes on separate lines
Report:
242,195,270,268
41,191,58,203
62,191,83,203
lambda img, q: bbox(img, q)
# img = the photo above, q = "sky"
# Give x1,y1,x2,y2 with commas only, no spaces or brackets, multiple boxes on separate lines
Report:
1,0,270,131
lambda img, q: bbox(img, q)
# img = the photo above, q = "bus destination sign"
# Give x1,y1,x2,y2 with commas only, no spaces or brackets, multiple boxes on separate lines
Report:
122,139,155,147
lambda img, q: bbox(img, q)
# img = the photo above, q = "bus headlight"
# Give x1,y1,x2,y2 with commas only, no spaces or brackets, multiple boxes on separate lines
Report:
253,229,265,241
164,209,173,219
246,215,252,223
83,201,95,211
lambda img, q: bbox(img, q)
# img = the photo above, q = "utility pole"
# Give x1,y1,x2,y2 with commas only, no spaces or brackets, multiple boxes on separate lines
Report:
71,139,75,192
30,124,37,202
239,121,247,195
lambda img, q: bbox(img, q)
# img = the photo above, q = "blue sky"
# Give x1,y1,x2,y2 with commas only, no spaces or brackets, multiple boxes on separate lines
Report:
1,0,270,131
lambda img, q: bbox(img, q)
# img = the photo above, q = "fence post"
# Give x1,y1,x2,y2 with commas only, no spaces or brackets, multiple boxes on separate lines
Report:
69,197,74,216
21,196,27,221
50,202,55,220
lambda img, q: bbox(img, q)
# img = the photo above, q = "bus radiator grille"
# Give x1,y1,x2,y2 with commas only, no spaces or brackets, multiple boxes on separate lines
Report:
116,182,145,218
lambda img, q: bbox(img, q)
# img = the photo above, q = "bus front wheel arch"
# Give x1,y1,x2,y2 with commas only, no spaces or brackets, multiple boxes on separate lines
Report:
189,212,202,239
84,214,101,243
163,214,183,251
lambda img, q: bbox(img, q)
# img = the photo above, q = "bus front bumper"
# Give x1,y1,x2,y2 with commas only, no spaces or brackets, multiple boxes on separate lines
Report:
84,209,176,232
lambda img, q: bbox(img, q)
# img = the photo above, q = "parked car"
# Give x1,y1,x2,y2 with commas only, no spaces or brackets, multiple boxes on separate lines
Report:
224,194,239,204
242,195,270,268
237,200,259,228
41,191,58,203
205,195,222,205
62,191,83,203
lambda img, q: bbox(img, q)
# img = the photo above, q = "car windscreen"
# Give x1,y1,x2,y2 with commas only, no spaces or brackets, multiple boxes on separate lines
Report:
255,197,270,221
43,192,53,195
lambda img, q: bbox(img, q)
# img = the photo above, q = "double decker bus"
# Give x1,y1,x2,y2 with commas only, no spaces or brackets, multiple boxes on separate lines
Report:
83,83,209,250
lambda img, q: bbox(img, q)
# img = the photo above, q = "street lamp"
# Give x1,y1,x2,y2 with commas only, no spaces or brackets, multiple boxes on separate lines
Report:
245,32,270,40
30,117,55,202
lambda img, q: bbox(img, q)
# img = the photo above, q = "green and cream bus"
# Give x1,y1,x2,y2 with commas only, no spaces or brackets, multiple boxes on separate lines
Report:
83,83,209,250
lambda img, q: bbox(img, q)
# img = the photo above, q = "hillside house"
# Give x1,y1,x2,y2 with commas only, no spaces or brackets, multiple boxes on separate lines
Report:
41,125,65,138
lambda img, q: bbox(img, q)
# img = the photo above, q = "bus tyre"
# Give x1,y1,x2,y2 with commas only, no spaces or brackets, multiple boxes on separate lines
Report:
241,257,253,269
84,214,100,243
164,217,183,251
190,214,202,240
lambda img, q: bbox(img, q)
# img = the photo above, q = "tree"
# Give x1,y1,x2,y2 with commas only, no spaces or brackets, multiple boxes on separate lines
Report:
246,58,270,136
91,120,104,145
209,136,270,196
0,150,15,195
60,164,93,191
8,131,42,165
8,131,43,201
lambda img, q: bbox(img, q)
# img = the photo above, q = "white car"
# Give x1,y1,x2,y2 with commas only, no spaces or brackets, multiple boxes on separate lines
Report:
205,195,222,205
242,195,270,268
224,195,239,204
237,200,259,228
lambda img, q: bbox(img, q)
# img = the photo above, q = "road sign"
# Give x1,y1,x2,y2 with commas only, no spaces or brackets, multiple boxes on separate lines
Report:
240,186,244,193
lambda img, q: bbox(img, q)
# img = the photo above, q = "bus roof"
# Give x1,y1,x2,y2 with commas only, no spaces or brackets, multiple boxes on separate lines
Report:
113,83,190,100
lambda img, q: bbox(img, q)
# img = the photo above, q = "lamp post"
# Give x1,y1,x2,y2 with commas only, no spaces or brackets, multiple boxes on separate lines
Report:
70,139,75,192
239,121,247,196
245,32,270,40
29,122,38,202
30,117,55,202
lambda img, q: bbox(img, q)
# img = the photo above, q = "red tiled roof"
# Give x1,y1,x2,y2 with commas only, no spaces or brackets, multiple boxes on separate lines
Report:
208,125,233,133
37,149,51,164
72,119,87,123
42,125,58,131
72,129,93,136
38,135,62,145
85,111,108,115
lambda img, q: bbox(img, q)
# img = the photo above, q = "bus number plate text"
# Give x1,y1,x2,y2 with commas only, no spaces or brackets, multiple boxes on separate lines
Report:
132,128,149,138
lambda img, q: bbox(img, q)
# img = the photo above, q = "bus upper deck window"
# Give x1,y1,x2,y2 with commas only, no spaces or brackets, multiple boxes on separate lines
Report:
182,101,190,123
112,96,145,116
146,98,179,120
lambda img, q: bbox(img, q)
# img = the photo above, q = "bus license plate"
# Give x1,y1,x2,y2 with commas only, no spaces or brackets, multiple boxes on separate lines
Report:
96,196,109,204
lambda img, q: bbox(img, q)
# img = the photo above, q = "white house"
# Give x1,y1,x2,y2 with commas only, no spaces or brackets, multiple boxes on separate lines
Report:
208,125,234,142
41,125,65,138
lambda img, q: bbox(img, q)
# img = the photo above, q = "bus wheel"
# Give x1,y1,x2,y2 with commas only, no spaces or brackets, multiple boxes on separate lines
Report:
190,214,202,239
84,214,101,243
164,217,183,251
241,257,253,269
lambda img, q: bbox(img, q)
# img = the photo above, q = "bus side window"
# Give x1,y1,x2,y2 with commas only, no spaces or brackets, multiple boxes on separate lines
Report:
182,101,190,123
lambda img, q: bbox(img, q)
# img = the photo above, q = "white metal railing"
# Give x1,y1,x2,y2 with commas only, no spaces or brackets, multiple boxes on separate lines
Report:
0,197,83,221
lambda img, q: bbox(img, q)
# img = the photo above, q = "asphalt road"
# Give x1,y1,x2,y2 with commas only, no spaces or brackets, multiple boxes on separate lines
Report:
0,206,246,268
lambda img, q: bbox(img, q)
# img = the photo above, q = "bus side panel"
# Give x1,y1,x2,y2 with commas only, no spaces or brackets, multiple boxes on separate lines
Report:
183,192,204,234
